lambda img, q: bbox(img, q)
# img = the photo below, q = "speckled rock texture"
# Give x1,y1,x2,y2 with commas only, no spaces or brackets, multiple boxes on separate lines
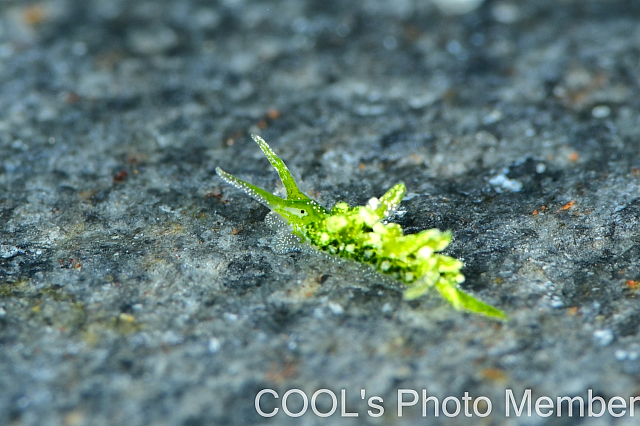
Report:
2,0,640,425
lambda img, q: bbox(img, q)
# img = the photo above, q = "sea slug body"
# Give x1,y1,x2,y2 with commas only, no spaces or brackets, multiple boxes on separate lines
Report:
216,135,506,320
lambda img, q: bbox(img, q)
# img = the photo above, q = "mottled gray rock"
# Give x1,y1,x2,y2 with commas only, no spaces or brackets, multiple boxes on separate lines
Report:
1,0,640,425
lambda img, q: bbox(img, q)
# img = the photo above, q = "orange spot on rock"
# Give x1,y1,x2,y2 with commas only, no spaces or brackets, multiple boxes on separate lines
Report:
113,170,128,183
264,361,298,383
558,200,576,212
481,368,508,382
267,108,281,119
24,5,47,25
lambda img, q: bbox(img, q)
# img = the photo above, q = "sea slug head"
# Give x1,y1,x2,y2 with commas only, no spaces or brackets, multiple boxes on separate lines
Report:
216,134,329,229
271,196,328,227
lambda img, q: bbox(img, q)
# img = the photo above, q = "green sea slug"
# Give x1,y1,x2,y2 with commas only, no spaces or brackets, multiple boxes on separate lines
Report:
216,135,506,320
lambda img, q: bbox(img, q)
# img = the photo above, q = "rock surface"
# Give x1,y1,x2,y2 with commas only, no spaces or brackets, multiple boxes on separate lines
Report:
1,0,640,425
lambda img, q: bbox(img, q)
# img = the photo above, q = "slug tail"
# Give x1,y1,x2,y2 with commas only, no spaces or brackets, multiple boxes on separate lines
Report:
435,280,508,321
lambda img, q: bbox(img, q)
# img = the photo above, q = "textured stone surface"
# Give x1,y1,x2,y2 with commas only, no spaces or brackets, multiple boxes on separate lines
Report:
2,0,640,425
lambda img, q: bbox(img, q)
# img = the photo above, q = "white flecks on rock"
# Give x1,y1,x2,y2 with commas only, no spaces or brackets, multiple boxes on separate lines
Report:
593,329,614,346
208,337,222,353
591,105,611,119
223,312,239,322
492,2,520,24
328,302,344,315
127,26,179,55
0,244,21,258
489,171,523,192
